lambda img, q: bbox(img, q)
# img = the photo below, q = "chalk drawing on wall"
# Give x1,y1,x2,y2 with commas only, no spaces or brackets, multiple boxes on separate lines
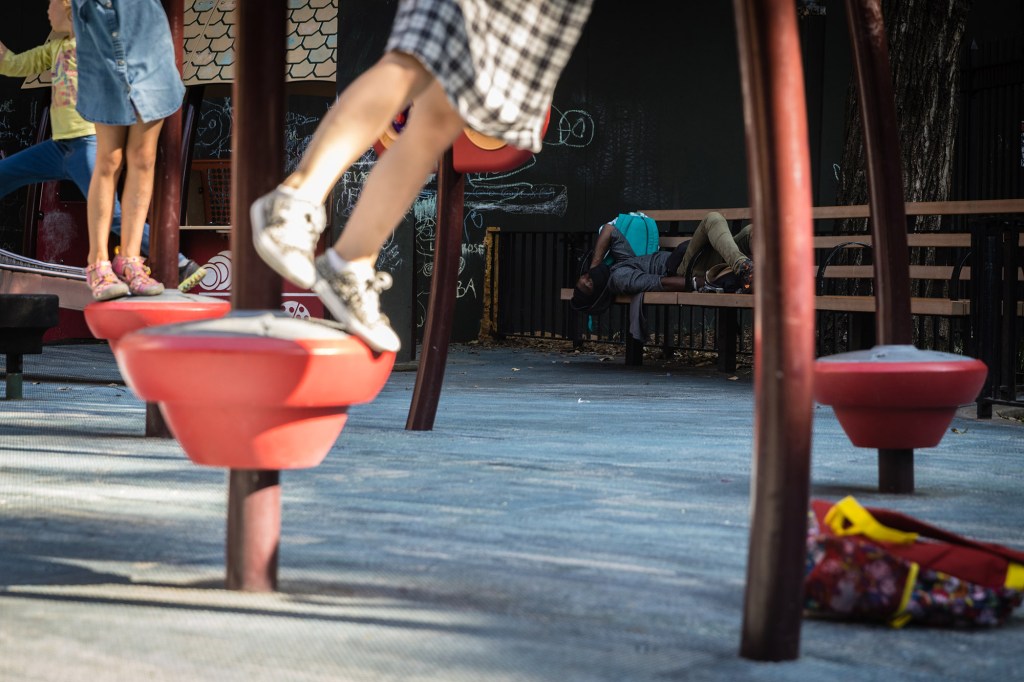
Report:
550,107,595,148
192,97,330,173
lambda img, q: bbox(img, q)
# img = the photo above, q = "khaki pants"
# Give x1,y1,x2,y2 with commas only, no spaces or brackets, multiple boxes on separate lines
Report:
673,211,752,279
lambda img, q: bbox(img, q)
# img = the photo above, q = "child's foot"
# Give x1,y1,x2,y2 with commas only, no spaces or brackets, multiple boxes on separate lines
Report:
113,255,165,296
177,259,207,292
251,188,326,289
312,254,400,353
86,260,130,301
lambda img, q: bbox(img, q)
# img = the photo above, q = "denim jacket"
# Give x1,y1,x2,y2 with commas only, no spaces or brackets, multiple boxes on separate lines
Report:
72,0,185,125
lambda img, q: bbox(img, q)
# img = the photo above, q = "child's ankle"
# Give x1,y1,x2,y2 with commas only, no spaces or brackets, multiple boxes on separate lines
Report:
326,249,373,279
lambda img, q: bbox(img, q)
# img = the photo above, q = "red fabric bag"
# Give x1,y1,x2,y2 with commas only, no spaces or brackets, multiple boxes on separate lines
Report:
804,496,1024,627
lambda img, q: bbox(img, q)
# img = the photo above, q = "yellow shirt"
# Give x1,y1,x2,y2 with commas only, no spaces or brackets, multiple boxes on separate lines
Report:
0,36,96,140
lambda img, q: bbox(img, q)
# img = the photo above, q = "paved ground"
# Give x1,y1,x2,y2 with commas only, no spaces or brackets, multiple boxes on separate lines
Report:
1,341,1022,681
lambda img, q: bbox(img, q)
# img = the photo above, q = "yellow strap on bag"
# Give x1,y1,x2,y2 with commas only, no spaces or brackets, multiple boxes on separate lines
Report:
888,561,920,629
1006,562,1024,590
824,496,919,545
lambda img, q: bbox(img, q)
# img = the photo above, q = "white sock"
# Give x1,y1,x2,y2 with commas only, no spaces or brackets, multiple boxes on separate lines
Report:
326,249,373,280
275,184,319,205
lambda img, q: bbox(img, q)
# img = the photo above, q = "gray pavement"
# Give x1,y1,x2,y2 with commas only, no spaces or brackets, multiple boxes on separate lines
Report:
1,341,1023,681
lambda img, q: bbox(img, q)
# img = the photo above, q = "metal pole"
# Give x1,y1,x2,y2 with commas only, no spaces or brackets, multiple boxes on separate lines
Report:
406,149,464,431
845,0,915,493
144,0,186,439
845,0,913,344
226,0,287,592
733,0,816,661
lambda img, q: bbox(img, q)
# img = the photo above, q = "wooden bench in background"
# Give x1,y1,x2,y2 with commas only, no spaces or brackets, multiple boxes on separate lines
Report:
561,200,1023,378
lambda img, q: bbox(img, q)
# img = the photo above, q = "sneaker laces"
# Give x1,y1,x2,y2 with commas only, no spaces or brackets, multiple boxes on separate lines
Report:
330,270,392,326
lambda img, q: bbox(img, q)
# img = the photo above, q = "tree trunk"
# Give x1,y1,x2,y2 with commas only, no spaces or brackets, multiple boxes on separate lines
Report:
836,0,973,232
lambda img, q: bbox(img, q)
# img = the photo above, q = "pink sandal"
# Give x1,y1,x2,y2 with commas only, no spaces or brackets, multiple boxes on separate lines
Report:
113,255,165,296
86,260,130,301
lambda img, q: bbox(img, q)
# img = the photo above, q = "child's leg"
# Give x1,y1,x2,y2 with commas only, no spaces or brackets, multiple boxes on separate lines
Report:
118,119,164,258
336,78,465,265
88,124,128,264
251,51,443,290
304,78,464,353
282,52,438,204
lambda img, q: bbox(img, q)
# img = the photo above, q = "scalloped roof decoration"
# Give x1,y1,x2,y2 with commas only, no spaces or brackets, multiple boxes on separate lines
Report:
23,0,337,89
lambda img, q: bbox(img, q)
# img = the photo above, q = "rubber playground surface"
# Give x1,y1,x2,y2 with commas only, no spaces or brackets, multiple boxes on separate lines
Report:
1,341,1022,681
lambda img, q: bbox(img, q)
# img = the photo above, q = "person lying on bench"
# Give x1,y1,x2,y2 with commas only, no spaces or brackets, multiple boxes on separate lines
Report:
571,211,754,313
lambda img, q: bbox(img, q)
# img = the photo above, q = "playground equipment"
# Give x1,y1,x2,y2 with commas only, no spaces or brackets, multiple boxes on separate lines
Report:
116,312,394,470
83,291,230,354
815,346,987,457
0,293,58,399
83,291,230,436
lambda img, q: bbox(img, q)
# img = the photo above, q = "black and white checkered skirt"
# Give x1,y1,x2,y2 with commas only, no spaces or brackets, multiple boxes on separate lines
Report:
386,0,593,152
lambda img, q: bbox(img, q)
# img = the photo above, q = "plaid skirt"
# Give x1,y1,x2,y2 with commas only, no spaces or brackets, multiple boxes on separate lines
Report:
387,0,593,153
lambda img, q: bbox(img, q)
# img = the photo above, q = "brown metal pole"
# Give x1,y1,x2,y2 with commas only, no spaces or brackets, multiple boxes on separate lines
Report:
406,149,464,431
734,0,816,661
226,0,287,592
153,0,183,287
845,0,913,345
144,0,185,439
845,0,915,493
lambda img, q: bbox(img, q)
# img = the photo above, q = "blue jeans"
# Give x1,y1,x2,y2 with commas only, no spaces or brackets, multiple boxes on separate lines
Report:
0,135,180,261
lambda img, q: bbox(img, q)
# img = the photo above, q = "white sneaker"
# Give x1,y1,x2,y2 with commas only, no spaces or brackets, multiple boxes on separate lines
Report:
312,254,401,353
251,189,326,289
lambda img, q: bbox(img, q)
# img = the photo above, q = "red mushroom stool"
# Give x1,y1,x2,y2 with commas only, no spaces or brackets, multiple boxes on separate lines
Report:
84,291,232,436
814,345,987,449
84,290,230,356
114,311,395,469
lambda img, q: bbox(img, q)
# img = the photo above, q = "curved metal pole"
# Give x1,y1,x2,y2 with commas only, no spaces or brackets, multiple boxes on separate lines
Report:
845,0,916,493
734,0,816,662
845,0,912,344
406,149,463,431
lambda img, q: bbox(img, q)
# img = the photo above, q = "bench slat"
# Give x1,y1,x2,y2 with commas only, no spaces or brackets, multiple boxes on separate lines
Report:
642,199,1024,223
559,288,976,316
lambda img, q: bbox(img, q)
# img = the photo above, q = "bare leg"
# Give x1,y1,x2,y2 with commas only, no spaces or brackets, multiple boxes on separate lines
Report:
118,119,164,258
335,79,465,266
88,124,127,264
282,52,438,203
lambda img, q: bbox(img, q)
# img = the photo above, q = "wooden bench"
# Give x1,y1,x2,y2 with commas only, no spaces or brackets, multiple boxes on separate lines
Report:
561,201,1023,371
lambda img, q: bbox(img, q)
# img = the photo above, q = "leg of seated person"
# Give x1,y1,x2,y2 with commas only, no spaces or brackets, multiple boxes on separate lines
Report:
705,213,749,270
674,211,730,279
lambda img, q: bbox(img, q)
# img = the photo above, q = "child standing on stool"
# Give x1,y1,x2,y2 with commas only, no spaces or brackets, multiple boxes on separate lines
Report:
251,0,593,352
71,0,185,300
0,0,201,297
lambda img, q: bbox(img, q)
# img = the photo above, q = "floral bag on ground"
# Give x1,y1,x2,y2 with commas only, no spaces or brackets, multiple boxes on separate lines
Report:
803,496,1024,627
